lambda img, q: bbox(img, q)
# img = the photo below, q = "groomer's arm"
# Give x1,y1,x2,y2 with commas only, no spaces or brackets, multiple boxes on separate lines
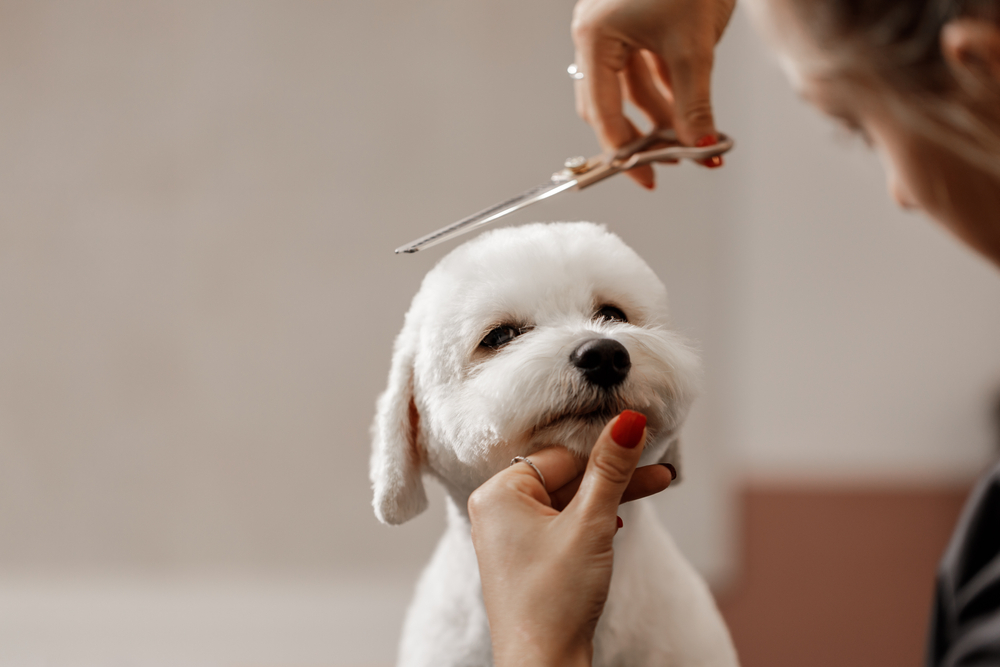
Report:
571,0,736,188
469,411,672,667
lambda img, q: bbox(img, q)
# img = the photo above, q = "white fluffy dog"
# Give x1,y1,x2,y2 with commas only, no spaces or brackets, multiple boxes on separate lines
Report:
371,222,738,667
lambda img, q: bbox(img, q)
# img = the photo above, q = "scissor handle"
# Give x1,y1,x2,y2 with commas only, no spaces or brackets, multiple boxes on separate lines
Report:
569,129,735,189
623,131,734,169
610,127,681,160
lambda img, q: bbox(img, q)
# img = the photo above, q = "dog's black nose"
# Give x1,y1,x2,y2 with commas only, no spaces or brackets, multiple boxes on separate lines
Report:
570,338,631,388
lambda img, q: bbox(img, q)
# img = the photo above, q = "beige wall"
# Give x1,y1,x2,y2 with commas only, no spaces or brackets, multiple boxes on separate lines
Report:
731,29,1000,483
2,1,999,663
0,0,741,581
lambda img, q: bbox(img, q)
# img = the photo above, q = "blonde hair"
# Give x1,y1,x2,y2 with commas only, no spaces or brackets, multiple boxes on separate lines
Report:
799,0,1000,177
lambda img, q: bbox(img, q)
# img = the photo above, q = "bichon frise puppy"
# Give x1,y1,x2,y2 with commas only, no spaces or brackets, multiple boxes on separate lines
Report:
371,222,738,667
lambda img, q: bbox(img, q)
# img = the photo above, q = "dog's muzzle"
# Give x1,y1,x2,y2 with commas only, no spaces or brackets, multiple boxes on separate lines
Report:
570,338,631,389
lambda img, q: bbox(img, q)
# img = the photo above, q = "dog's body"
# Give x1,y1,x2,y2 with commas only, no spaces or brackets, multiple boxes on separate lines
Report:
371,223,738,667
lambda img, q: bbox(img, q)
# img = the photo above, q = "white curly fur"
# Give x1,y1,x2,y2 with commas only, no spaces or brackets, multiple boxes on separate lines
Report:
371,222,739,667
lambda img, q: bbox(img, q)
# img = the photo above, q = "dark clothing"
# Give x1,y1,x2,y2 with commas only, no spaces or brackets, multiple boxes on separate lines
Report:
928,460,1000,666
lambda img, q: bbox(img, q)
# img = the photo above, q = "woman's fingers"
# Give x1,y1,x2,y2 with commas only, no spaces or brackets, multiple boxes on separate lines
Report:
568,411,648,520
579,43,637,153
619,50,676,186
490,436,671,514
621,50,674,129
469,454,567,525
550,462,672,510
571,0,735,174
619,116,655,189
572,43,592,123
505,445,587,506
572,21,656,189
653,42,717,148
619,464,674,503
549,475,583,511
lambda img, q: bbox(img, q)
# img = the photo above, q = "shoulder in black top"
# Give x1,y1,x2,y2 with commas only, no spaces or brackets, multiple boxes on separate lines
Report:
928,459,1000,667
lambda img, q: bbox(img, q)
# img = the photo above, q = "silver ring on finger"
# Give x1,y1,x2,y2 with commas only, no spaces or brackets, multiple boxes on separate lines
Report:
510,456,547,489
567,63,584,80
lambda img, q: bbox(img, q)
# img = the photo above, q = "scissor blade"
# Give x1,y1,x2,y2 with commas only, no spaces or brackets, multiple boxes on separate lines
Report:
394,179,577,254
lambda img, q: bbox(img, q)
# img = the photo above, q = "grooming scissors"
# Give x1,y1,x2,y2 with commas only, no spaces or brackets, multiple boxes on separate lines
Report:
394,128,734,254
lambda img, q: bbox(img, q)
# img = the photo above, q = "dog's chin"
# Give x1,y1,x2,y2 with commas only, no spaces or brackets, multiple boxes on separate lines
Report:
525,418,601,457
528,401,643,457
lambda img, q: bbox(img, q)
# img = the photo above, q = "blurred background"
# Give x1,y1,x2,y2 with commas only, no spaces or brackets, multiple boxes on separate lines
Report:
2,1,1000,666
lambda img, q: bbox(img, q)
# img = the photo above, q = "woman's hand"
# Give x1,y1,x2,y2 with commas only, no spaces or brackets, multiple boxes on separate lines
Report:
467,410,674,667
571,0,736,188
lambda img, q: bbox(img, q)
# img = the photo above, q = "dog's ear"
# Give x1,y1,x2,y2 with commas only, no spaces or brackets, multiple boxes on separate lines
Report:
370,341,428,525
657,434,683,483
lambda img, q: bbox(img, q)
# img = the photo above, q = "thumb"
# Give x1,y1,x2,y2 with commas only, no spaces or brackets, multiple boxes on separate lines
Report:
571,410,648,519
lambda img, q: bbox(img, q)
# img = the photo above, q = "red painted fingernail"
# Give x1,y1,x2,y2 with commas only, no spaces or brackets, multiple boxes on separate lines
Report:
617,516,624,529
661,463,677,481
631,169,654,190
611,410,646,448
695,135,723,168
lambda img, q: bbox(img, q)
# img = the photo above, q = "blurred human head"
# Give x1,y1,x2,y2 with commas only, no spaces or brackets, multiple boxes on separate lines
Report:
746,0,1000,264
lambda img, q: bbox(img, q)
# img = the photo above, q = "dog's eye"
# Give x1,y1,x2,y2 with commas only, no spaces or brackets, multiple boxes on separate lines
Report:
480,325,521,350
595,305,628,324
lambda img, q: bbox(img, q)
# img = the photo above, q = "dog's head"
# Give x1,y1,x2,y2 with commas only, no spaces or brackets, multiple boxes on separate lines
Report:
371,222,700,525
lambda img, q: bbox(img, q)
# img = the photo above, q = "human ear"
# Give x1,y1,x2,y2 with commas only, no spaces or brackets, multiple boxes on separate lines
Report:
941,18,1000,95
